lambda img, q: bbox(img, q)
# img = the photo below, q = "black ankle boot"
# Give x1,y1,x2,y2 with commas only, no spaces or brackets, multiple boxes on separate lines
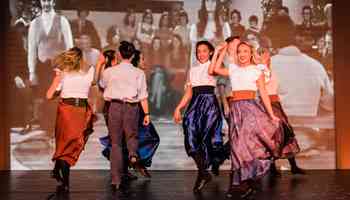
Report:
51,161,63,183
288,157,306,175
192,154,211,193
193,171,212,193
270,162,282,177
60,161,70,192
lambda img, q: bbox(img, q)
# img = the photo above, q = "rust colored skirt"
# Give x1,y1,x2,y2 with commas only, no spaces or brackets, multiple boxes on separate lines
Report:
52,101,94,166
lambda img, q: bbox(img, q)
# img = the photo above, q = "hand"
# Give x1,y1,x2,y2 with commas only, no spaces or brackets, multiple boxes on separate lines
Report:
270,115,280,123
143,115,151,126
252,49,263,64
261,51,270,65
52,70,63,85
29,72,38,86
173,108,182,124
232,38,241,47
53,68,62,76
223,102,230,118
215,42,227,53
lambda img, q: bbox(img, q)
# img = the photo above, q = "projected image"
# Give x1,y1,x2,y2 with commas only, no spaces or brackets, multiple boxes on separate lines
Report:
7,0,334,170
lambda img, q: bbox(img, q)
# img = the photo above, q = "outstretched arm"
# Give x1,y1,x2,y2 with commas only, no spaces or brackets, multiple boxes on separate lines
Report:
173,85,193,123
256,74,279,122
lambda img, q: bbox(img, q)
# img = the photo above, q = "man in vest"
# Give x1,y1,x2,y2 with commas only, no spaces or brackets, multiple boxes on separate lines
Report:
27,0,73,135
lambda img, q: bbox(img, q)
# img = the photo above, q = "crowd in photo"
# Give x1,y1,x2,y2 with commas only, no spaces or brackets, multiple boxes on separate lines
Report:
6,0,335,196
9,0,333,135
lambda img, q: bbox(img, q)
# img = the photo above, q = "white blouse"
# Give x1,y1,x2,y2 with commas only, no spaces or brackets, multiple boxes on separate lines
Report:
57,66,95,98
229,64,262,91
189,61,216,87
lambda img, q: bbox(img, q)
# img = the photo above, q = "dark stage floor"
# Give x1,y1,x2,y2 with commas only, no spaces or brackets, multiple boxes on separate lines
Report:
0,170,349,200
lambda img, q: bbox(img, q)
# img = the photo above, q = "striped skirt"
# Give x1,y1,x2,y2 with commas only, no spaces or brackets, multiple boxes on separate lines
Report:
228,99,279,185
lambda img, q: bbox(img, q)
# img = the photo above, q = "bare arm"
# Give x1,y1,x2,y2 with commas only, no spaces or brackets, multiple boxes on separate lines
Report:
218,84,230,117
173,86,193,123
139,72,151,125
209,43,229,76
256,74,278,121
93,53,106,85
140,98,150,125
46,71,62,100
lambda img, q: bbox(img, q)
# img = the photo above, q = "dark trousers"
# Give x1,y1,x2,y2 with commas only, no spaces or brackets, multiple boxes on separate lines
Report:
108,101,139,184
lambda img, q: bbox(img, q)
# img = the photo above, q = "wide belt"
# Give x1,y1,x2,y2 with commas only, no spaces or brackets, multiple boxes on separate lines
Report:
269,95,280,103
192,86,215,96
228,90,256,101
62,98,88,107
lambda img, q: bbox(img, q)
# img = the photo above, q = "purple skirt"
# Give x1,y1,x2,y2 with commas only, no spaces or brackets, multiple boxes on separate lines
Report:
271,101,300,158
228,99,279,186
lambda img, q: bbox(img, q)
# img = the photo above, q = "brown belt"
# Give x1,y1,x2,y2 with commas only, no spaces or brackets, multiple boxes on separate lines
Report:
228,90,256,101
269,95,280,103
111,99,139,106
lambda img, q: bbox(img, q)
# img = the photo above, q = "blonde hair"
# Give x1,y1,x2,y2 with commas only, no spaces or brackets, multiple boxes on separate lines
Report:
53,47,88,73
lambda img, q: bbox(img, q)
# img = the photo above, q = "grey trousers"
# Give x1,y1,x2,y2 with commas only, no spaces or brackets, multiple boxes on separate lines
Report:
108,101,139,184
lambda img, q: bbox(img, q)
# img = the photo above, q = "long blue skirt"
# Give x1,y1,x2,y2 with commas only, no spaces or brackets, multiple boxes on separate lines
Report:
100,104,160,168
183,88,223,169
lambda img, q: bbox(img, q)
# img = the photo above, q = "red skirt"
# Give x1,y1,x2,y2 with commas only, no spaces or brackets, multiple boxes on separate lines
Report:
52,101,94,166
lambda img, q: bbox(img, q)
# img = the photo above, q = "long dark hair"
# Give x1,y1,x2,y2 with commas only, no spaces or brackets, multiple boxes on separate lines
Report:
131,50,141,67
103,50,116,69
197,0,223,38
123,9,136,27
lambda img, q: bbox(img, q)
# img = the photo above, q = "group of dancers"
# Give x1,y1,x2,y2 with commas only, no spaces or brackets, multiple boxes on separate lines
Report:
46,36,305,198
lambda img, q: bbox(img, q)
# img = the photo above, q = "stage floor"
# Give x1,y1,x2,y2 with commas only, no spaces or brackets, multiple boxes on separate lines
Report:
0,170,349,200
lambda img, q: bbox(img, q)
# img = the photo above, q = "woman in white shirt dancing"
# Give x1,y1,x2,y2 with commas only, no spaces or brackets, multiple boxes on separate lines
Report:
174,41,224,193
209,41,279,198
46,47,95,192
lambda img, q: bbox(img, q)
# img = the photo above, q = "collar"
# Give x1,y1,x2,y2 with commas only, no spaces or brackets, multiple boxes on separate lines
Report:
41,10,55,19
119,61,133,67
198,60,210,67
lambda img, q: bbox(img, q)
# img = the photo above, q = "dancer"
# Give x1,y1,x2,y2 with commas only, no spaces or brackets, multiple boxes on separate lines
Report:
173,40,223,193
46,47,95,192
100,41,150,190
256,47,305,175
209,41,279,198
99,50,160,179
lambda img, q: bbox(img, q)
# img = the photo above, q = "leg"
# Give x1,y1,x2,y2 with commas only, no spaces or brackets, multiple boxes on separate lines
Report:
121,135,138,181
123,104,150,177
192,152,212,193
51,160,63,183
123,104,139,159
108,103,124,186
288,157,306,174
270,160,282,177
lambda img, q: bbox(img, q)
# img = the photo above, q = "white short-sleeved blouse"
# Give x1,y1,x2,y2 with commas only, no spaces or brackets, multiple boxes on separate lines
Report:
189,61,216,87
229,64,262,91
57,66,95,98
